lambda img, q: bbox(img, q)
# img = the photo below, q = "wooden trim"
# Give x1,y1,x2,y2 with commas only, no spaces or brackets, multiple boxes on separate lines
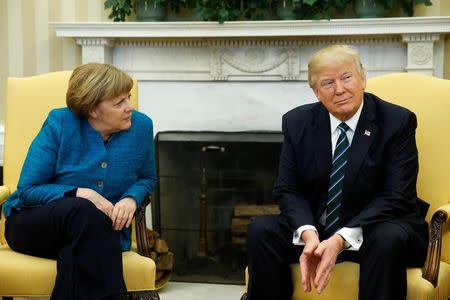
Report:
422,209,448,287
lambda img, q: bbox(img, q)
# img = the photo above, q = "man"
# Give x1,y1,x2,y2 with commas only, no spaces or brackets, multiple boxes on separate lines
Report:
246,45,428,300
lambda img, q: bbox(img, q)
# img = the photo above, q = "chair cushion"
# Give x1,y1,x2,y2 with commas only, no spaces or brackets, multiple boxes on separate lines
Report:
291,262,359,300
0,245,156,297
290,261,450,300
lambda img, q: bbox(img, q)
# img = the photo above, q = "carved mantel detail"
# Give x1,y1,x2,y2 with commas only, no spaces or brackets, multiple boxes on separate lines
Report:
402,34,441,75
210,41,300,81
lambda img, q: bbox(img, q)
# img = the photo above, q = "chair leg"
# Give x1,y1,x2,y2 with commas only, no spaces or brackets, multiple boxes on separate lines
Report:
129,290,160,300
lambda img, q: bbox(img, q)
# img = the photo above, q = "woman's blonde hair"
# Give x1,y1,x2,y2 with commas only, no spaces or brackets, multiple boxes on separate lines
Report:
308,45,365,88
66,63,133,117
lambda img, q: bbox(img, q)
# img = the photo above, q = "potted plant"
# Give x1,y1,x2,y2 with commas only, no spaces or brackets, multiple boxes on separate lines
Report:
104,0,133,21
271,0,351,20
167,0,202,21
104,0,168,21
242,0,271,21
353,0,432,18
196,0,241,23
134,0,168,21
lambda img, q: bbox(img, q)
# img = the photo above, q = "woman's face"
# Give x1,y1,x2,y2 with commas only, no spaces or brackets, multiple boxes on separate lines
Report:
89,91,134,137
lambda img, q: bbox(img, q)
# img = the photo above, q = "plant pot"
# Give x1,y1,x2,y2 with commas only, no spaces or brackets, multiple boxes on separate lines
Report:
353,0,386,18
134,0,167,21
167,5,203,21
276,0,297,20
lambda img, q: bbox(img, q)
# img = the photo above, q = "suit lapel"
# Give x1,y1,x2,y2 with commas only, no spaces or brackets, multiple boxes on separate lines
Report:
312,104,332,180
344,94,377,193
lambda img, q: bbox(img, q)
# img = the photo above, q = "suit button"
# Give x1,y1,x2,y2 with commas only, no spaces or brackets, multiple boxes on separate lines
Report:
101,162,108,168
97,181,104,187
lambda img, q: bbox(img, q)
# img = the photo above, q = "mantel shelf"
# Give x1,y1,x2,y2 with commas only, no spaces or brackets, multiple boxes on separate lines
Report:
50,17,450,38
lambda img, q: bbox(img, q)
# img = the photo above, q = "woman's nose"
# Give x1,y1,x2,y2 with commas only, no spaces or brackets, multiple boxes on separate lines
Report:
125,99,134,111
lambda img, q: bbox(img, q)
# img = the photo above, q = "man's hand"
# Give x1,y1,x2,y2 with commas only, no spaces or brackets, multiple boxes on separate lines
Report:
313,234,346,294
111,197,137,231
299,229,321,293
76,187,114,217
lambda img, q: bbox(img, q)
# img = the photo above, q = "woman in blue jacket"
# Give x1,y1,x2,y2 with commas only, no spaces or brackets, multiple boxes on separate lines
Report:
3,63,157,300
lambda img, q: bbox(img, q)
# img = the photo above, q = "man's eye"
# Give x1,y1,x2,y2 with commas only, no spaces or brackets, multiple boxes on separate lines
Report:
321,81,334,89
342,74,352,82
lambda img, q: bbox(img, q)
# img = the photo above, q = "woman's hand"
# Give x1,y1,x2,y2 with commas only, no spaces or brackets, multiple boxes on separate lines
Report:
111,197,137,231
76,187,114,217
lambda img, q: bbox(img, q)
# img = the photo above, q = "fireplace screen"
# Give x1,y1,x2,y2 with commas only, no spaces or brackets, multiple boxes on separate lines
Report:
153,131,282,284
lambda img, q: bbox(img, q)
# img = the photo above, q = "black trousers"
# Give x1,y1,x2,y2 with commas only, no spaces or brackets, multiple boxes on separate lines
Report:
5,197,127,300
247,215,428,300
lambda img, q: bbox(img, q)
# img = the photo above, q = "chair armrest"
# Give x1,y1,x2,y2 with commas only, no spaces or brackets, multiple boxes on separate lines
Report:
135,196,152,258
0,185,11,205
422,203,450,287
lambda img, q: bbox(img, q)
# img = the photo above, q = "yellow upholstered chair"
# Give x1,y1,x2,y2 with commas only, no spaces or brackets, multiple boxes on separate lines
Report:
0,71,160,299
243,73,450,300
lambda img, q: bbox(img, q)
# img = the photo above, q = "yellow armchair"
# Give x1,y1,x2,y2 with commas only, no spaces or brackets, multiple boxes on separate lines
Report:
243,73,450,300
0,71,160,299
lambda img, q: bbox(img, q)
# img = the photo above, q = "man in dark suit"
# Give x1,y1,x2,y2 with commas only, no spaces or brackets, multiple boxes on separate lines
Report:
246,45,428,300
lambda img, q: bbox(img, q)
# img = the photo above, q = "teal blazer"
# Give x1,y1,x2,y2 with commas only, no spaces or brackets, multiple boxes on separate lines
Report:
3,108,157,251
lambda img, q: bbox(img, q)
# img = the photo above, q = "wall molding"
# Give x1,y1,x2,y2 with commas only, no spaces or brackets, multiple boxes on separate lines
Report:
50,17,450,38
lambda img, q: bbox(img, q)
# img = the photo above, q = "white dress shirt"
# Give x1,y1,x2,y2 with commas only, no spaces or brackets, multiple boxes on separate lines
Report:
292,101,364,250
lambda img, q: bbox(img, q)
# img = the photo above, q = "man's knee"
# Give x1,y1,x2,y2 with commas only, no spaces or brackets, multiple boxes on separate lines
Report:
247,215,279,250
362,222,408,256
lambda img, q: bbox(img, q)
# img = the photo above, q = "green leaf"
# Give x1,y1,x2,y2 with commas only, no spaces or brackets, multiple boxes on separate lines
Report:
104,0,113,9
218,8,229,18
303,0,317,6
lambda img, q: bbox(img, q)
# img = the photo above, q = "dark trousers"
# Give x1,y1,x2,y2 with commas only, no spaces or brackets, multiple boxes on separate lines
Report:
247,215,428,300
5,197,127,300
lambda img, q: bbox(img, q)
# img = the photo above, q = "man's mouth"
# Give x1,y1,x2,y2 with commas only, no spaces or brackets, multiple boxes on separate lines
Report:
335,97,350,105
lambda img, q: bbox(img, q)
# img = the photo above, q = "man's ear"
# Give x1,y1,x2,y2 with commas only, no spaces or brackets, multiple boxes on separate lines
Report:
313,88,321,102
361,71,367,90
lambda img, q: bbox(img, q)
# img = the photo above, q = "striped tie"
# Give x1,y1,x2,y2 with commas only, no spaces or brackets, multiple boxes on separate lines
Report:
325,122,350,238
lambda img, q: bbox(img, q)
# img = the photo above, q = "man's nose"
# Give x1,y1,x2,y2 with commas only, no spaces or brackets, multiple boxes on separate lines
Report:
334,80,345,94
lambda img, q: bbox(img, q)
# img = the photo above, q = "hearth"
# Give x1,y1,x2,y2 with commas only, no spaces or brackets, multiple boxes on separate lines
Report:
153,131,282,284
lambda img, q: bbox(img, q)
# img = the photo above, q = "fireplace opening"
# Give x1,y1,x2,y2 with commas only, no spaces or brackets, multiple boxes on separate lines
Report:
153,131,282,284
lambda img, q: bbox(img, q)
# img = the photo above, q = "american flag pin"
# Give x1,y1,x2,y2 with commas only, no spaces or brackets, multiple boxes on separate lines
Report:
364,130,371,136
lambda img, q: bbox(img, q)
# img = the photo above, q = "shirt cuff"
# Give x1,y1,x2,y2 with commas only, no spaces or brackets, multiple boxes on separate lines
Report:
336,227,363,251
293,225,318,245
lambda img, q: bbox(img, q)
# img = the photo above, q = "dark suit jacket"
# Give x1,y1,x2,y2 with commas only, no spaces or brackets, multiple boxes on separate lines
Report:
274,92,427,236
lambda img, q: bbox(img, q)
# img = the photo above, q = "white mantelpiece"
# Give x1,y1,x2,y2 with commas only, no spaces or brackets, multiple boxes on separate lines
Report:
51,17,450,79
49,17,450,134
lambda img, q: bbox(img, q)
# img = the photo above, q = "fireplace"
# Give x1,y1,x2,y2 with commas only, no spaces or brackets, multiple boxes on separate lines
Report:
153,131,282,284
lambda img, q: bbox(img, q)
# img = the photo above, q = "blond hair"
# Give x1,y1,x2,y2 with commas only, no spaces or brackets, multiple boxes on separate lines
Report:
308,45,365,88
66,63,133,117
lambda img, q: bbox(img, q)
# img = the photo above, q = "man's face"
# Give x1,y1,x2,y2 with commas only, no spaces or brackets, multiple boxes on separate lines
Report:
312,62,366,121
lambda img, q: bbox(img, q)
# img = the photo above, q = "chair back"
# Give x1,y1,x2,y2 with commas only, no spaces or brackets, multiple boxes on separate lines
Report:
366,72,450,263
1,70,138,244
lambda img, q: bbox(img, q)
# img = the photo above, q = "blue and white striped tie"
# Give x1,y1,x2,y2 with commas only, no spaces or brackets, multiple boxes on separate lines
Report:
325,122,350,237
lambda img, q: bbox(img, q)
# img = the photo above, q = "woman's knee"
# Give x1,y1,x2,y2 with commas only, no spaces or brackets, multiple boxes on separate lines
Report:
58,197,111,228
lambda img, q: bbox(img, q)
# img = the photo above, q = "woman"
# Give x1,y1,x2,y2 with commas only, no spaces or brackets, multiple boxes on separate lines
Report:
3,63,157,300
